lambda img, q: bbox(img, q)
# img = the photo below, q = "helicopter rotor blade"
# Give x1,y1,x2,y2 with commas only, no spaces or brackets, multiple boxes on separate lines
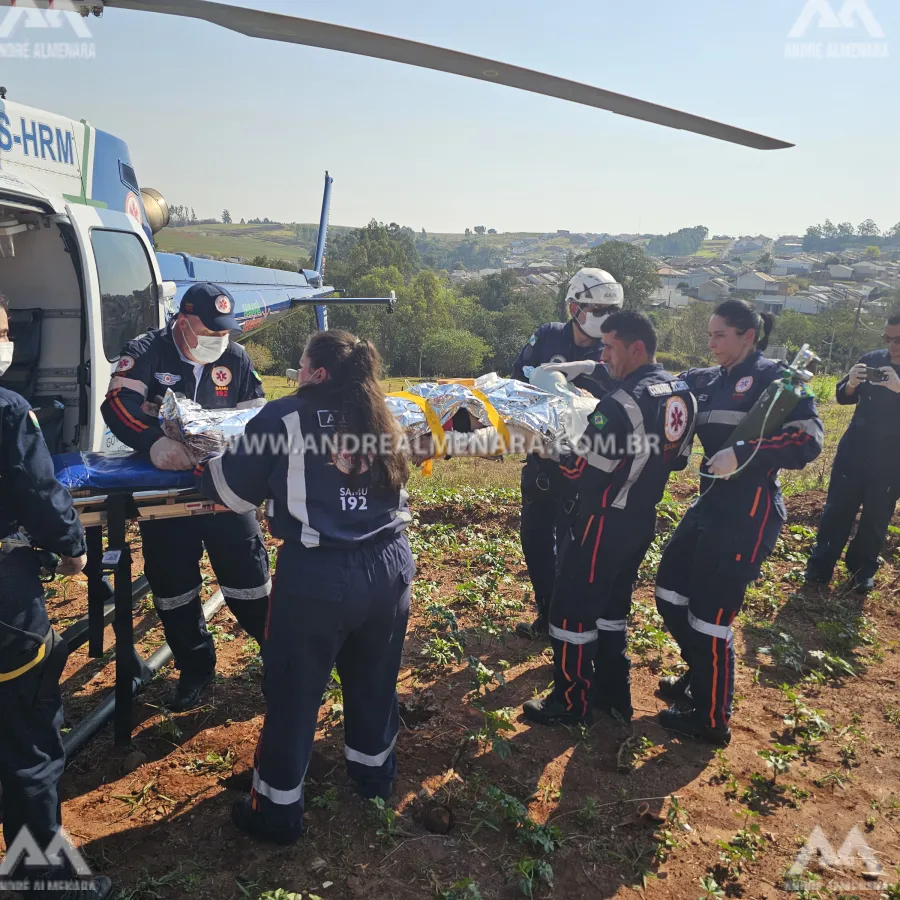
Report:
106,0,793,150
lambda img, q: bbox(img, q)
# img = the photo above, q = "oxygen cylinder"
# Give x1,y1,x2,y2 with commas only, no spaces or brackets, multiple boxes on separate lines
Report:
719,379,806,452
717,344,821,463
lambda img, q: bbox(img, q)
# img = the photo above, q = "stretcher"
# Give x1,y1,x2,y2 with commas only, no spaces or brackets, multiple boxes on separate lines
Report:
52,452,229,749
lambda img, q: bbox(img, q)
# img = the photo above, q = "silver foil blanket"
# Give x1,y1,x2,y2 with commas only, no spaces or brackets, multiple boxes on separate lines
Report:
159,390,263,459
385,374,573,445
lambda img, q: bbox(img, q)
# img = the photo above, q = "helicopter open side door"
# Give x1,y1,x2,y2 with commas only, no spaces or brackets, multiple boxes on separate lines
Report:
64,203,171,452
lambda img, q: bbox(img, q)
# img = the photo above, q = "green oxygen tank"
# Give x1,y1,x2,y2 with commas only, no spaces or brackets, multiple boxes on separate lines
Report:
718,344,821,457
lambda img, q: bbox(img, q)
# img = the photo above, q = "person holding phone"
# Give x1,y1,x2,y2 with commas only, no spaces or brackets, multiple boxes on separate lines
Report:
806,314,900,593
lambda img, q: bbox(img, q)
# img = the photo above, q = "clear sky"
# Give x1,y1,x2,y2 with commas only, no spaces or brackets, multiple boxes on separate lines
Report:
5,0,898,237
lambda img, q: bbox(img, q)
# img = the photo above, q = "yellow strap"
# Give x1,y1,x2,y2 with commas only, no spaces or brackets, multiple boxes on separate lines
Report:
389,391,446,475
0,642,46,683
469,389,511,455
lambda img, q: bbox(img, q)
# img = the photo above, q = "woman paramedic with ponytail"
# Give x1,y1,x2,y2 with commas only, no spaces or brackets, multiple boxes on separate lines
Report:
197,330,415,844
654,300,823,745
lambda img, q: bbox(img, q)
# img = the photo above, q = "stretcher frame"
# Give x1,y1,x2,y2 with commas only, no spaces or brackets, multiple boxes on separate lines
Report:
64,488,228,748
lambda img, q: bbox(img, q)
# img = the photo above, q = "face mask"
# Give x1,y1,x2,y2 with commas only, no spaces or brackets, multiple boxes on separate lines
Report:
576,307,611,339
0,342,13,378
184,320,229,364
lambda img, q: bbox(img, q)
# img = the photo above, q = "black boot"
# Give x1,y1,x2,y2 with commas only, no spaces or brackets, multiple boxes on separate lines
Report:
658,706,731,746
523,695,592,727
167,668,215,712
853,575,875,595
231,795,305,845
515,615,549,640
657,671,691,702
803,566,830,586
592,696,633,723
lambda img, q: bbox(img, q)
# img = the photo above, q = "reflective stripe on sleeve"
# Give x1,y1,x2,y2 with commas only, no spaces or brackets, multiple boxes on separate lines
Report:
596,617,627,632
697,410,747,426
108,376,149,397
281,411,322,549
656,587,689,607
689,610,733,643
609,389,649,510
785,417,824,438
344,733,398,768
585,451,620,473
549,623,599,644
154,585,201,611
208,455,258,516
251,770,304,805
221,580,272,601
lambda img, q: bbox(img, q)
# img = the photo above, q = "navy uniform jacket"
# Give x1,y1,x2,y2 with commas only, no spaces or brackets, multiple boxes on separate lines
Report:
197,388,412,548
101,323,265,452
834,349,900,480
1,386,85,652
683,351,823,522
559,364,696,530
513,320,612,397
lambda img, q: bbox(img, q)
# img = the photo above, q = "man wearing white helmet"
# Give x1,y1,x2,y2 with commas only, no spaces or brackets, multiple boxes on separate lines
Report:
512,268,623,639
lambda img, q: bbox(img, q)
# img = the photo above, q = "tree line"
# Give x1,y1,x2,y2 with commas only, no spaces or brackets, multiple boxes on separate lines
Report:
803,218,900,252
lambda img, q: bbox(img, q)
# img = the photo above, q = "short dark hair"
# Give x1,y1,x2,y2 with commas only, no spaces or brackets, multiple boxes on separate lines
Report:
713,299,775,352
601,309,657,357
887,313,900,327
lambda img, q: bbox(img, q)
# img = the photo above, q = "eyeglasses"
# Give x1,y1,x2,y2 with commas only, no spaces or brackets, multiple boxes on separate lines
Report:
578,304,615,318
882,334,900,347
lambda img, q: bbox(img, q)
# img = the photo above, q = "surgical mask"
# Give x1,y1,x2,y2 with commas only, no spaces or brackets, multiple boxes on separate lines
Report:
576,307,611,339
184,320,229,364
0,342,13,378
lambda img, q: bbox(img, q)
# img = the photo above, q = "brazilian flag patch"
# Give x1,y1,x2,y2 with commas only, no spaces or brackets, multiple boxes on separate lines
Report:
28,409,41,431
590,411,608,430
252,370,263,383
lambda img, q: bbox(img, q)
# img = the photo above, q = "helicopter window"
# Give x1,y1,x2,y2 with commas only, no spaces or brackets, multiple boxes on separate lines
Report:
92,229,158,361
119,161,139,193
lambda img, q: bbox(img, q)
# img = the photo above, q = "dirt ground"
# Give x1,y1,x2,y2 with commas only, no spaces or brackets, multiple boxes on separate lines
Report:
7,484,900,900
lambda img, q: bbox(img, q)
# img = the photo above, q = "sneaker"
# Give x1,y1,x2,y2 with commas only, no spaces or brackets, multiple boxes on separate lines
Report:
515,616,549,640
523,695,592,727
657,671,691,702
167,669,214,712
658,706,731,746
231,795,305,845
853,575,875,595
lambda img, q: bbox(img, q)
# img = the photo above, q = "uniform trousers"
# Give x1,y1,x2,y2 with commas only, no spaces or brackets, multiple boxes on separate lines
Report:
0,549,68,873
656,487,782,729
140,511,270,677
249,533,415,832
520,459,565,620
548,507,654,718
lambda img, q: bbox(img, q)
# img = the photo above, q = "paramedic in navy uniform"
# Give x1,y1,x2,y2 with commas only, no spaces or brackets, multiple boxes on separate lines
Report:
101,282,270,712
522,312,697,726
511,268,619,639
806,314,900,594
655,300,823,745
197,329,415,845
0,296,113,899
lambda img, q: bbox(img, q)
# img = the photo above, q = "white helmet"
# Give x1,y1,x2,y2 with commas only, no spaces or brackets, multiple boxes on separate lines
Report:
565,268,625,309
565,268,624,337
